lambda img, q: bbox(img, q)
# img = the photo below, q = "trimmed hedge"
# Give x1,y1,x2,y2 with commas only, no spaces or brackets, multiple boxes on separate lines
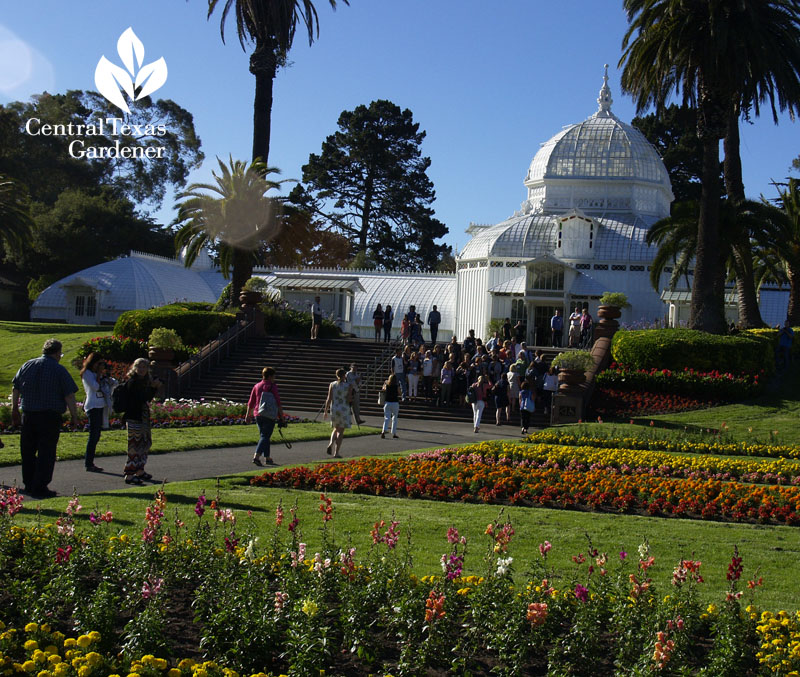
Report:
74,335,148,363
262,306,340,338
114,307,237,346
610,328,775,375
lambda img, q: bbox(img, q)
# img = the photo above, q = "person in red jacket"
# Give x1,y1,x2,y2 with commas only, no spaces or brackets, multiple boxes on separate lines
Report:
245,367,283,466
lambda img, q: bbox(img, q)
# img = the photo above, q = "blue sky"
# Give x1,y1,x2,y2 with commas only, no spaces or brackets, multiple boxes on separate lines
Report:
1,1,798,255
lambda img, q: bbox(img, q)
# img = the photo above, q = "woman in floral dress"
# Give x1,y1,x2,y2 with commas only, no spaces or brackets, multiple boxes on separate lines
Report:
121,358,161,484
323,368,352,458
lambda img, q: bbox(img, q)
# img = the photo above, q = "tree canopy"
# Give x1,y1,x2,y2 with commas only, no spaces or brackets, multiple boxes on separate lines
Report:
0,90,203,210
292,99,450,271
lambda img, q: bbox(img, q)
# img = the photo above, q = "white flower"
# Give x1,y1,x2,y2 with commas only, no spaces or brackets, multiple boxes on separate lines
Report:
496,557,513,576
638,542,649,560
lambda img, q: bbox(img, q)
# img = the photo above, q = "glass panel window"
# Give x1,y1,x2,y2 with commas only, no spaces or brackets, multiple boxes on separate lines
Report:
74,295,85,317
511,298,527,327
527,263,564,291
86,295,97,317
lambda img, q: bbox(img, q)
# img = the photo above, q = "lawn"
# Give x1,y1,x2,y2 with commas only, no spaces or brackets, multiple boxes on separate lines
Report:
0,422,380,466
11,471,799,610
0,320,104,395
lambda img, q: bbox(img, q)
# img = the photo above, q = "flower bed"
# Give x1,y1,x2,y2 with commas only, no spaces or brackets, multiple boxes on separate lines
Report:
593,387,715,416
596,363,764,400
251,454,800,524
0,400,301,433
0,488,793,675
523,430,800,460
415,442,800,486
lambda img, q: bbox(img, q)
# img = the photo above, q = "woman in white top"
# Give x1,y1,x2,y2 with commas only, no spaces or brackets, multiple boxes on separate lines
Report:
542,366,559,414
80,353,115,472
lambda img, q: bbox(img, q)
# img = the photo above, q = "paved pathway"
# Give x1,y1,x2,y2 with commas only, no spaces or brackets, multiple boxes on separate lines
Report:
0,410,525,499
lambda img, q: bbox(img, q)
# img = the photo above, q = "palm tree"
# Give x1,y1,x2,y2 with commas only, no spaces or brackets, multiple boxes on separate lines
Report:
620,0,800,334
647,198,787,327
767,179,800,324
174,156,287,302
0,174,33,258
208,0,347,166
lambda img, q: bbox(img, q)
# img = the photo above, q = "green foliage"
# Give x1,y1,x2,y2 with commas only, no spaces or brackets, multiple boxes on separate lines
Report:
75,335,149,364
261,305,340,338
147,327,184,350
293,99,451,271
241,276,268,293
113,307,236,346
486,318,504,338
551,350,594,371
26,275,57,302
0,90,203,209
598,292,629,307
213,282,233,312
611,328,774,375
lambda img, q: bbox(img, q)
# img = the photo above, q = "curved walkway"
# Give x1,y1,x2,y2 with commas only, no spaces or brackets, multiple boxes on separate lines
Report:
0,411,526,498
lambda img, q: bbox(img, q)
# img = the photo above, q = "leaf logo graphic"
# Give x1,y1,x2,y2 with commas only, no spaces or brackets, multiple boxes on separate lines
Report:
94,27,168,113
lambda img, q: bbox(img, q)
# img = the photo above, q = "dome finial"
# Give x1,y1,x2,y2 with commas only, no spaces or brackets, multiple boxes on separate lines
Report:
596,63,613,115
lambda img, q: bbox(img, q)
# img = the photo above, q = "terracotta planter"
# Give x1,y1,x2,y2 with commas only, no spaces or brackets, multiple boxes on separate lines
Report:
148,347,175,364
597,305,622,320
558,368,586,388
239,290,262,309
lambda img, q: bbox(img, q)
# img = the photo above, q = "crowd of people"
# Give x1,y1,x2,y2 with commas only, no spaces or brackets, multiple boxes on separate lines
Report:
10,310,580,497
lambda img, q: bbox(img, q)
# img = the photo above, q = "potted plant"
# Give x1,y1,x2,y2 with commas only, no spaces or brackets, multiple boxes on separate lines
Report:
597,292,629,320
239,277,268,308
551,350,594,387
147,327,184,363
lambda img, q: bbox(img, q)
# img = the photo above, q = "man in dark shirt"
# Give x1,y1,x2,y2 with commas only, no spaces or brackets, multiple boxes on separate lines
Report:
462,329,477,356
427,305,442,346
11,339,79,498
551,309,564,347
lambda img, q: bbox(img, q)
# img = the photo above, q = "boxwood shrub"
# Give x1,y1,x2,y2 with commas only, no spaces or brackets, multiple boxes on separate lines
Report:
262,305,340,338
610,328,775,374
114,307,237,346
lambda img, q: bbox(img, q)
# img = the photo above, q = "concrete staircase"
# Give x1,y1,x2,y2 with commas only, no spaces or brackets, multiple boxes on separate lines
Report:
182,336,563,426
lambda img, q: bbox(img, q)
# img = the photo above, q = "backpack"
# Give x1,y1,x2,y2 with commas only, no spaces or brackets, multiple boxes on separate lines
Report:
258,387,279,420
111,382,128,414
465,386,477,404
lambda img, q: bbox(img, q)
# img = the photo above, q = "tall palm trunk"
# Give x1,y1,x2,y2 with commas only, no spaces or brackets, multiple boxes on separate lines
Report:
724,101,765,328
691,84,727,334
250,42,278,165
788,264,800,326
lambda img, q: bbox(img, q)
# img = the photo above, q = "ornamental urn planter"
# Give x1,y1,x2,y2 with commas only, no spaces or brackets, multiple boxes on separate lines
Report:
239,290,262,310
557,368,586,391
148,347,175,364
597,305,622,321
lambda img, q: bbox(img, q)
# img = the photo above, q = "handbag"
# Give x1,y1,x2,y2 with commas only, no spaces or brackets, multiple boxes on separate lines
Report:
378,389,386,406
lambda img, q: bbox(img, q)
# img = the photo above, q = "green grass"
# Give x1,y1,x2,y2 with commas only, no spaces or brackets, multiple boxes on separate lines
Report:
571,362,800,446
0,321,104,395
12,470,799,610
0,422,380,466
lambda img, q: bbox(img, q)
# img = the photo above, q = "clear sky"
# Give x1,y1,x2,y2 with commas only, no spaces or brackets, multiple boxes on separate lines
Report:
1,1,798,256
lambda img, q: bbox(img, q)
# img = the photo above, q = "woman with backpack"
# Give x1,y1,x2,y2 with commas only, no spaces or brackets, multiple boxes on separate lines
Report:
80,352,116,473
245,366,283,466
120,358,162,485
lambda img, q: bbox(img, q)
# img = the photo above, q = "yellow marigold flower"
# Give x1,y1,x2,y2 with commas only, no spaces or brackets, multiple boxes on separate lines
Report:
53,663,69,677
52,633,64,644
85,653,102,667
36,670,52,677
42,647,58,657
76,636,91,649
71,657,86,669
193,670,207,677
62,639,76,650
24,624,39,634
47,656,61,666
77,666,92,677
39,625,50,635
22,661,37,673
128,673,141,677
24,641,39,652
154,659,168,671
168,670,182,677
178,659,196,670
87,632,100,643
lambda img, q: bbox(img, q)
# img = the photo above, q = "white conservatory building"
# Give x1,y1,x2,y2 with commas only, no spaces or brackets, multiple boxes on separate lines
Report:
453,67,675,344
31,69,789,337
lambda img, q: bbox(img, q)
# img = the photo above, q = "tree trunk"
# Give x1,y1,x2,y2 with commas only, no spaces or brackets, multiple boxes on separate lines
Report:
788,265,800,326
359,174,373,253
231,247,253,302
690,134,727,333
250,43,278,164
724,100,764,328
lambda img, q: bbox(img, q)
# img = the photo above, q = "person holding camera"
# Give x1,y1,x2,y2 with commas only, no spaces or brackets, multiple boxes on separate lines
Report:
246,366,283,466
11,338,79,498
120,358,162,485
